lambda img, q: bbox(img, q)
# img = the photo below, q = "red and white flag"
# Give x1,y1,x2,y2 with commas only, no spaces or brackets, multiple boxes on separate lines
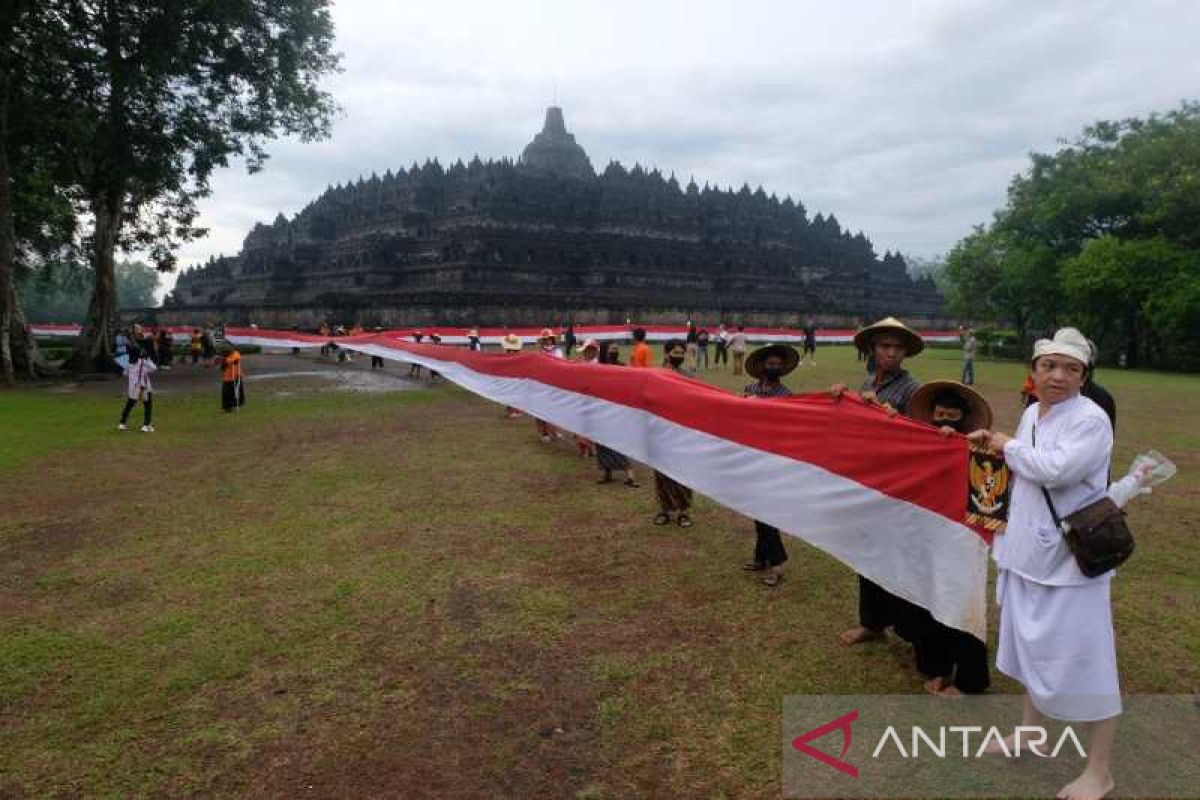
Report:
227,328,988,639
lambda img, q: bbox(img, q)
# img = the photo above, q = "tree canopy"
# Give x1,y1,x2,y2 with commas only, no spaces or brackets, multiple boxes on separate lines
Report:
943,102,1200,369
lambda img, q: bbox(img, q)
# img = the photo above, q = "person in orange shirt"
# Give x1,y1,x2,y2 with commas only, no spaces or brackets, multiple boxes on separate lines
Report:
212,345,246,412
630,327,652,367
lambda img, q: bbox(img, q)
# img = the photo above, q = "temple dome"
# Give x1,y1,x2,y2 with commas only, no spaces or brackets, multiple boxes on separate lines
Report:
520,106,594,179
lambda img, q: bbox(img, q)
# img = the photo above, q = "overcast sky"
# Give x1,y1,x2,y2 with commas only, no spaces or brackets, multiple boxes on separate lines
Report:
163,0,1200,295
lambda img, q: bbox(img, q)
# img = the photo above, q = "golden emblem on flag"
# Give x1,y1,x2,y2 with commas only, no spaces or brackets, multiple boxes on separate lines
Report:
967,447,1012,531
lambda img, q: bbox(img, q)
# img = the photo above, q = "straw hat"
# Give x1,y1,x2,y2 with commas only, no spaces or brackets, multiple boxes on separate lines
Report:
579,338,600,355
664,339,687,359
745,344,800,380
501,332,522,351
853,316,925,357
538,327,556,342
908,380,993,432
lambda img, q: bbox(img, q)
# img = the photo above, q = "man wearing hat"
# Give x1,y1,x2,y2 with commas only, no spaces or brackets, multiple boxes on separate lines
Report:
534,329,564,442
904,380,995,696
501,330,524,419
652,340,695,527
833,317,926,646
742,344,800,586
968,328,1118,800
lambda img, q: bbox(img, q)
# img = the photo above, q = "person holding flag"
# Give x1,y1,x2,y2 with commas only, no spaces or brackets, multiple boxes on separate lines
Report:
741,344,800,586
831,317,926,646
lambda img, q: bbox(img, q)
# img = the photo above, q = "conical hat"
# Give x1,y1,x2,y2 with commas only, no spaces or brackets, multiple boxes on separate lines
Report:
908,381,993,432
853,316,925,356
745,344,800,380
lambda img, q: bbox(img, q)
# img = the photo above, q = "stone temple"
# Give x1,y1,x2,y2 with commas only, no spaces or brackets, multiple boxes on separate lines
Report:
164,107,944,327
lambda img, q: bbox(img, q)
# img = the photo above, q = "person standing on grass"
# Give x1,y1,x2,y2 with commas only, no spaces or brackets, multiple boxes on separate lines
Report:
408,331,424,378
572,340,601,458
114,328,131,372
830,317,925,647
501,331,524,419
155,328,174,370
651,340,695,528
802,319,817,366
714,323,729,370
962,327,978,385
592,340,639,488
904,381,994,697
696,326,710,370
213,344,246,413
534,329,564,442
118,347,157,432
630,327,652,368
190,329,204,365
729,325,748,375
741,344,799,587
685,321,699,369
967,327,1119,800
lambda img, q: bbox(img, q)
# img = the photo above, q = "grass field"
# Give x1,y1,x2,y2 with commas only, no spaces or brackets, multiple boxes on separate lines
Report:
1,345,1196,798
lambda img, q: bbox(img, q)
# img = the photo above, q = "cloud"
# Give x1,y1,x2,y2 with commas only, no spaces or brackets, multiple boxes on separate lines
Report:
164,0,1200,295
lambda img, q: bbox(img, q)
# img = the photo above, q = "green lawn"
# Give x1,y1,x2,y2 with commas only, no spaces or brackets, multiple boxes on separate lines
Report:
1,346,1196,798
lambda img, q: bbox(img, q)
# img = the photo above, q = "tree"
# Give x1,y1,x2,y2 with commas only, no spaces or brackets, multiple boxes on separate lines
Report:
0,0,77,383
942,102,1200,369
52,0,340,372
20,259,160,322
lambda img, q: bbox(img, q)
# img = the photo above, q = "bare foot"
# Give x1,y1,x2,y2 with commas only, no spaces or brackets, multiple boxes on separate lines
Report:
1057,770,1114,800
838,626,884,646
923,676,962,696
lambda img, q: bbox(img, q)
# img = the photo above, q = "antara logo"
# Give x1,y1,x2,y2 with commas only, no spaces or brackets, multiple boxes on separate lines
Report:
792,710,1089,778
791,709,859,778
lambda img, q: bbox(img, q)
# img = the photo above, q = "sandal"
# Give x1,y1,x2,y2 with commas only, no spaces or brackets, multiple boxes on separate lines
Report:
676,514,693,528
762,573,781,587
653,512,671,526
742,561,767,571
623,478,640,488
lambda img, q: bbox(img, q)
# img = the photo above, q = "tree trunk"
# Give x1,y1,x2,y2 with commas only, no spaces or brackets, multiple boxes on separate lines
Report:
63,195,123,373
0,68,48,384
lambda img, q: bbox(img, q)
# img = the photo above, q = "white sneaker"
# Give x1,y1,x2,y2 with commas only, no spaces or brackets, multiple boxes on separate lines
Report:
117,423,127,431
140,424,155,433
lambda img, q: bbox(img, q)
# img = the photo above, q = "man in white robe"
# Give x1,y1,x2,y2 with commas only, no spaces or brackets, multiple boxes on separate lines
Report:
969,327,1118,800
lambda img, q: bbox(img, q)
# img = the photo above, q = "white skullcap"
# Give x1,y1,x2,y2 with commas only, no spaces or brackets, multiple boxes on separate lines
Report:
1031,327,1091,367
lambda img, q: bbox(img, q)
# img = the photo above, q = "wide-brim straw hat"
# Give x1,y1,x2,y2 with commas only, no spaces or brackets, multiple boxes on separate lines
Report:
908,380,993,432
501,335,522,351
538,327,556,342
744,344,800,380
664,338,687,359
853,316,925,357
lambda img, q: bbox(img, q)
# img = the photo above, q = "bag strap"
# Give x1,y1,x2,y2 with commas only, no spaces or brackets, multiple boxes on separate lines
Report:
1032,423,1065,530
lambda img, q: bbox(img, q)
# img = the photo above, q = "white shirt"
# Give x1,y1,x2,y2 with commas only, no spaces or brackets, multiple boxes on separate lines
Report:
729,332,748,353
125,358,158,400
993,394,1113,586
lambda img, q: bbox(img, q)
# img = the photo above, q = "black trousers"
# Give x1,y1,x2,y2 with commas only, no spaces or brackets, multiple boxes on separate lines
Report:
910,617,991,693
121,394,153,426
754,520,788,566
222,380,245,411
857,576,923,631
714,346,728,365
371,355,384,369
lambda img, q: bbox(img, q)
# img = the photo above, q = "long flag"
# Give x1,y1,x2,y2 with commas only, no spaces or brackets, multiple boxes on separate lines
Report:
226,328,987,640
